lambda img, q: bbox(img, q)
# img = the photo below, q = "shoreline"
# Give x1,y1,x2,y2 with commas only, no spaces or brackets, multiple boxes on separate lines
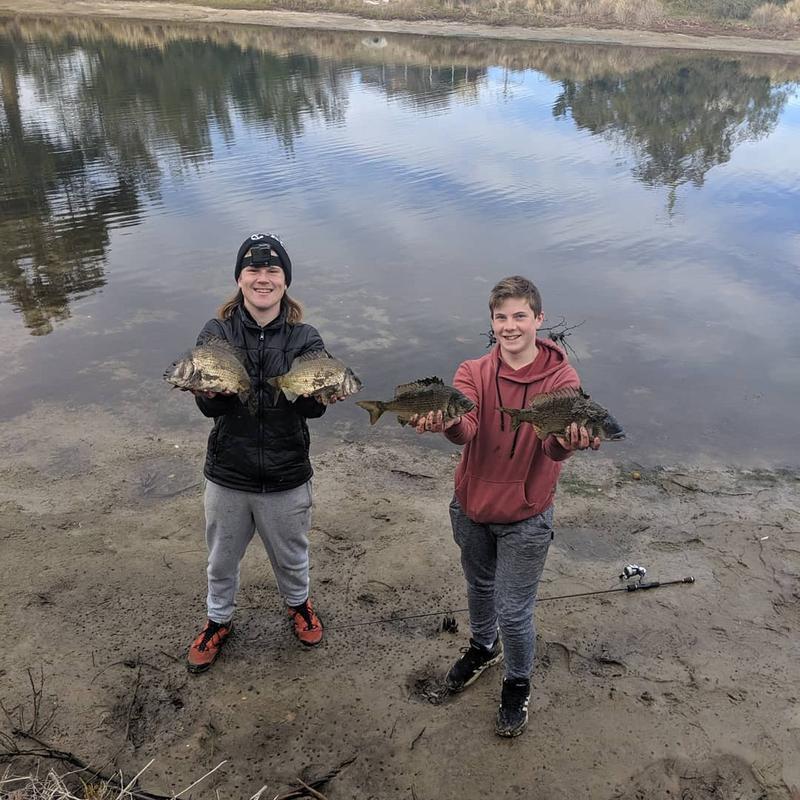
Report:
1,0,800,56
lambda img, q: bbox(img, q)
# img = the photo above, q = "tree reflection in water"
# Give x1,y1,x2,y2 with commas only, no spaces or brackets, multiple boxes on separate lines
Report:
0,18,794,334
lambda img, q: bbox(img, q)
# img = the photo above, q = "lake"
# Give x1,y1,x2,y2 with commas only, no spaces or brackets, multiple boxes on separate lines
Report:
1,16,799,466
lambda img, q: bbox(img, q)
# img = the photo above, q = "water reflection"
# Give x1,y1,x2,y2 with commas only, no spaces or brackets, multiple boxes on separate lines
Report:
552,60,791,197
1,19,797,334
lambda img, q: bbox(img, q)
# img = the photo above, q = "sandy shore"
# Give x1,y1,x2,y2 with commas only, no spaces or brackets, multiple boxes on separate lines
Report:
1,398,799,798
1,0,800,56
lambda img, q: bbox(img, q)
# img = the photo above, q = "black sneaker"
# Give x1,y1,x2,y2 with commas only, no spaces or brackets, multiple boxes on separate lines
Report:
445,637,503,692
495,678,531,737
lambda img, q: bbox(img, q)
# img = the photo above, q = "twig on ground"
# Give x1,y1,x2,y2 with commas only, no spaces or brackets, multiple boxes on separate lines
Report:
0,731,169,800
172,760,227,798
272,756,356,800
410,727,426,750
295,777,328,800
1,666,56,737
124,665,142,744
390,469,436,480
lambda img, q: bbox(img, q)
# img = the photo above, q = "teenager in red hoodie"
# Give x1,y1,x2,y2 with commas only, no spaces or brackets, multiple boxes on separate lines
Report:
413,276,600,737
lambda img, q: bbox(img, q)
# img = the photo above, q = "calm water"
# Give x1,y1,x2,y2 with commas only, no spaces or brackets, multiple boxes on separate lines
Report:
1,18,799,465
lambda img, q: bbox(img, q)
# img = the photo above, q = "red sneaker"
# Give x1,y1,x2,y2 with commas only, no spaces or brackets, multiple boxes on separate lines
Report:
187,619,233,673
288,600,323,646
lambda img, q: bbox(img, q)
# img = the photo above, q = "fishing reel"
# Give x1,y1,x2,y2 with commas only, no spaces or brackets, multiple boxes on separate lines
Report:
619,563,647,583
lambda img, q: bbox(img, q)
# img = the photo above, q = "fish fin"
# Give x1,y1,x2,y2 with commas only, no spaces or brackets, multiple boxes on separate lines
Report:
242,392,259,416
283,387,299,403
533,425,548,441
200,336,247,364
527,386,582,409
394,377,444,397
355,400,385,425
293,349,330,364
499,407,523,432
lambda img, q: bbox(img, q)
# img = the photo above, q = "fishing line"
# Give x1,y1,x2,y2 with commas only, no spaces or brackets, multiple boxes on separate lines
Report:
330,575,695,631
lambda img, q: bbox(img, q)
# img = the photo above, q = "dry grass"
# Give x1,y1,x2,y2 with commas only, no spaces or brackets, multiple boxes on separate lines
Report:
0,761,231,800
750,0,800,26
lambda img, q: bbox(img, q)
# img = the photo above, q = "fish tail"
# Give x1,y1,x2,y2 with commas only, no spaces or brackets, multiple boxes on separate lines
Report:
499,407,522,431
242,392,259,416
355,400,385,425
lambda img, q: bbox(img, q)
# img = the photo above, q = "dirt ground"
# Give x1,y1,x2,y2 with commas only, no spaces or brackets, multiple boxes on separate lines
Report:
1,398,799,799
1,0,800,56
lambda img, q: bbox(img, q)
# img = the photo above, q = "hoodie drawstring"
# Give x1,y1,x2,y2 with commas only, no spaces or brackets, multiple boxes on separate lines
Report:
495,357,505,432
509,383,529,459
495,353,530,459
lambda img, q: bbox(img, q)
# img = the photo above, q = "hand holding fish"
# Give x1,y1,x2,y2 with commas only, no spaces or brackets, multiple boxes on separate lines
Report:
554,422,601,451
410,410,462,434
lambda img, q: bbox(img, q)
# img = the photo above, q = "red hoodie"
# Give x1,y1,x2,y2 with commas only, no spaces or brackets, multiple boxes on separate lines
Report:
444,339,579,524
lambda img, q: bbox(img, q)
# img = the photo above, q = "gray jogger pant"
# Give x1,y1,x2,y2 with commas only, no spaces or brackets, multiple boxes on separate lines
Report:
449,497,553,680
203,479,313,622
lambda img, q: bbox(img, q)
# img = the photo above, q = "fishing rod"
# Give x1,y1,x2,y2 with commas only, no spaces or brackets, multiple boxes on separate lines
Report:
331,568,695,631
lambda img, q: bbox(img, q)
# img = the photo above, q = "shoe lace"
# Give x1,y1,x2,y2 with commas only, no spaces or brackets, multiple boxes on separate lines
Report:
292,603,315,631
460,640,492,669
197,620,223,651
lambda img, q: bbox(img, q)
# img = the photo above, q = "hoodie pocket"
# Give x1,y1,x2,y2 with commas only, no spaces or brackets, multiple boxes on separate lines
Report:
456,474,531,525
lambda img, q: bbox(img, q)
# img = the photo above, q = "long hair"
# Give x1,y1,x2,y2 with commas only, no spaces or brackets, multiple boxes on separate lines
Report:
217,290,303,324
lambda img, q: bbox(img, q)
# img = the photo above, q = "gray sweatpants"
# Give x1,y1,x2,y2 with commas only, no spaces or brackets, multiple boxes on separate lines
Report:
450,497,553,680
204,479,313,622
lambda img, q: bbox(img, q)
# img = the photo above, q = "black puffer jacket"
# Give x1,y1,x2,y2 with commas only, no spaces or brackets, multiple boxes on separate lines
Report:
194,304,326,493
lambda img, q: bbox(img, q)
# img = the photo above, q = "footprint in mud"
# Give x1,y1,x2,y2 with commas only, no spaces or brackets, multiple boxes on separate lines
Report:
406,666,451,706
609,753,770,800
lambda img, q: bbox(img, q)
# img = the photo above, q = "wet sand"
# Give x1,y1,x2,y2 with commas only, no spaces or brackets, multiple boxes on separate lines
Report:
1,399,799,797
0,0,800,56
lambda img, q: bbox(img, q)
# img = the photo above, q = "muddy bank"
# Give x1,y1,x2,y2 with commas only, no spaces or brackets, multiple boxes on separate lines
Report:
1,401,799,798
0,0,800,56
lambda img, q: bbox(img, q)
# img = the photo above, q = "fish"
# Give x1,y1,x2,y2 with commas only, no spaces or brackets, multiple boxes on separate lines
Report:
267,350,362,404
164,337,251,406
356,377,475,426
500,387,624,441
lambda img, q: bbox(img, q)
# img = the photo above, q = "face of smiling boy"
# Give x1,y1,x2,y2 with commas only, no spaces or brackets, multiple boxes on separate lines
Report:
237,259,286,324
491,297,544,364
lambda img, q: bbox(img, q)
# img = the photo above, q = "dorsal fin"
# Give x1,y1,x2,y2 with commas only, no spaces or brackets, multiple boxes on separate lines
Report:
293,348,336,364
527,386,584,409
395,377,444,397
200,337,246,363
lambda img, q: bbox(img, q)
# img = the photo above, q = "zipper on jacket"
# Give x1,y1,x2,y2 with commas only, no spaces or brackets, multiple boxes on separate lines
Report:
258,329,265,492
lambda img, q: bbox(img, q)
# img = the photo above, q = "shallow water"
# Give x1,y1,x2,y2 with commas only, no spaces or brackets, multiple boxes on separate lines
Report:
1,17,798,466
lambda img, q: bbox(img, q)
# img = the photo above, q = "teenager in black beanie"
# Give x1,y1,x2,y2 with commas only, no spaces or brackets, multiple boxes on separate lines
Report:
184,232,337,672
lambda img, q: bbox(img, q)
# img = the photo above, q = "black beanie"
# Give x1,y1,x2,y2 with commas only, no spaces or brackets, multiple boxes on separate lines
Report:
234,233,292,286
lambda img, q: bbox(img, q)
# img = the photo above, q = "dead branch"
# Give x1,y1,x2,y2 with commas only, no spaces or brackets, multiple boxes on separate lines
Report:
295,777,328,800
0,666,56,738
0,730,169,800
410,727,426,750
663,477,756,496
390,469,436,480
124,665,142,744
273,756,356,800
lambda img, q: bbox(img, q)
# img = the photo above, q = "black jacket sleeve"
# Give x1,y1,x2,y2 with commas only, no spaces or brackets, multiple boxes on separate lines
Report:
293,325,327,419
